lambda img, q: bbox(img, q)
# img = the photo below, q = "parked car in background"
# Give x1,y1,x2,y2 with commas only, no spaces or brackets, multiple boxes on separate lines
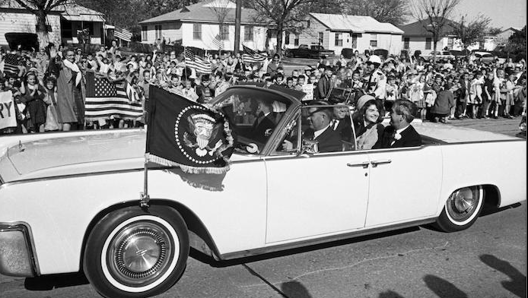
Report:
473,51,506,64
422,50,455,61
285,44,335,58
0,86,525,297
372,48,388,60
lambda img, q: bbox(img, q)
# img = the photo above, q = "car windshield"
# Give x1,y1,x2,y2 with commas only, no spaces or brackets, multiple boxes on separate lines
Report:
210,88,293,154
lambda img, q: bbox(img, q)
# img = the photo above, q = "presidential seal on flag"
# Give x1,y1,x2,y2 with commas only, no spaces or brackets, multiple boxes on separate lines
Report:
146,85,235,174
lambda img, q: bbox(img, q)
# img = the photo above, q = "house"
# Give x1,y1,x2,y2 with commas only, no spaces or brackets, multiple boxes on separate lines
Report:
0,0,105,48
286,13,404,56
399,18,461,54
138,0,268,52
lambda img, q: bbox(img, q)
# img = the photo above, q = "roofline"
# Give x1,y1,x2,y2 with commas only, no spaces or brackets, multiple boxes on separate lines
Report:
308,13,331,30
139,19,268,26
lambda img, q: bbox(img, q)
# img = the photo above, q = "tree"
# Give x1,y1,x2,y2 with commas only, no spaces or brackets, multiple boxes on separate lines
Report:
411,0,461,63
1,0,72,45
249,0,313,54
451,14,491,51
504,26,526,61
344,0,409,26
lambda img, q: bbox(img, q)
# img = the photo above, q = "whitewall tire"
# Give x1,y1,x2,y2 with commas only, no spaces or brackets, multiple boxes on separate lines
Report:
83,206,189,298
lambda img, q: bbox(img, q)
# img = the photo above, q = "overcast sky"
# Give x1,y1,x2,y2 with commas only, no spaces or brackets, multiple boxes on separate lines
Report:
453,0,526,29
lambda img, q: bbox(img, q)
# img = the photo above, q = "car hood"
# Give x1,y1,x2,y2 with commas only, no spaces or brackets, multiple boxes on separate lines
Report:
0,129,256,183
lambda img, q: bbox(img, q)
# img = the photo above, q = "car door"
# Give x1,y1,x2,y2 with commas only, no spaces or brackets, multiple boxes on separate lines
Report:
264,107,370,244
364,145,442,228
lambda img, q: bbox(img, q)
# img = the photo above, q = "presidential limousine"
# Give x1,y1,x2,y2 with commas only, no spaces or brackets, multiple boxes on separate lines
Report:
0,86,525,297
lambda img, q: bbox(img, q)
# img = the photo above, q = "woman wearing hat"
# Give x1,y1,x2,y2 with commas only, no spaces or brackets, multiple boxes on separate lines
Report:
353,95,384,150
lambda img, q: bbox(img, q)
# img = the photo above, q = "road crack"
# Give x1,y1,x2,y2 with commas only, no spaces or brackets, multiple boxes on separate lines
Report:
241,241,450,289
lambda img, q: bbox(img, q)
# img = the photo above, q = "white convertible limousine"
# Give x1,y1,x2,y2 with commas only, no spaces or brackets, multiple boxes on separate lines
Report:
0,86,525,297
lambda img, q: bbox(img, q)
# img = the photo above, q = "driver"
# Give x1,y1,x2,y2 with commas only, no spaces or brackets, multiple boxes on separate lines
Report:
250,99,276,144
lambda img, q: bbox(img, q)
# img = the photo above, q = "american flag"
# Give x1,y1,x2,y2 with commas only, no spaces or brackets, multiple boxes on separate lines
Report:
84,72,143,120
183,49,212,74
2,53,22,76
212,34,223,50
242,45,267,63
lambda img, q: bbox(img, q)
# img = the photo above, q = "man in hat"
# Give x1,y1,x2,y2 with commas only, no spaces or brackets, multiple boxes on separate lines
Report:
373,99,422,149
364,55,386,101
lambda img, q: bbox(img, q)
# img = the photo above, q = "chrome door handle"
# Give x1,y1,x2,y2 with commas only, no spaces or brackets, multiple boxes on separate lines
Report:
371,159,392,167
347,161,370,168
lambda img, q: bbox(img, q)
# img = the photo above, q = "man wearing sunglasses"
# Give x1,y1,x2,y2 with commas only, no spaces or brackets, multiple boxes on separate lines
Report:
304,101,342,153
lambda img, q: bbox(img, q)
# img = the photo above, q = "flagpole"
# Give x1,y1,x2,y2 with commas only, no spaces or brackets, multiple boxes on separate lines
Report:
140,157,150,209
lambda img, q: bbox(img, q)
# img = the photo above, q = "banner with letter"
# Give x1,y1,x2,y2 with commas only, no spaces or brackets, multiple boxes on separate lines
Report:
0,91,16,130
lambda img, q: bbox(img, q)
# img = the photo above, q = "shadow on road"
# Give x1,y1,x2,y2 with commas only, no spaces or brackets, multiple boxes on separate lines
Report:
280,280,313,298
379,290,405,298
24,272,89,291
480,254,527,298
423,274,468,298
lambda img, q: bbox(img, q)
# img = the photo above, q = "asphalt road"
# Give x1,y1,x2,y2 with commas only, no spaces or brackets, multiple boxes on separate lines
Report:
0,120,525,298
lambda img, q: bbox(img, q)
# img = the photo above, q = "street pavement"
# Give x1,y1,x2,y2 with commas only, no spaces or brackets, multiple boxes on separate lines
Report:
0,120,525,298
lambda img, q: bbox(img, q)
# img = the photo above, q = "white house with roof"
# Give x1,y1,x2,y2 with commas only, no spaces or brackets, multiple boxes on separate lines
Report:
138,0,268,52
286,13,404,56
0,0,105,48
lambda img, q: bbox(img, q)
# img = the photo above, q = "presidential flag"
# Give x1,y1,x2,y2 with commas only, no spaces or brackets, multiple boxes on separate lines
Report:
146,85,235,174
2,54,22,77
84,72,143,120
183,49,212,74
242,45,267,63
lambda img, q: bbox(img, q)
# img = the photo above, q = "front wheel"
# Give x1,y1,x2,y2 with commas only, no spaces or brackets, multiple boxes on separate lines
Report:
83,206,189,298
434,186,484,232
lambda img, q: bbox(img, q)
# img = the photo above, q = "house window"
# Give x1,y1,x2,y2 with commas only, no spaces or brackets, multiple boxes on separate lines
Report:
307,20,310,28
285,32,290,45
318,32,323,45
244,25,253,42
193,24,202,40
335,33,343,46
404,37,410,49
352,34,358,48
155,25,162,40
142,26,147,41
425,38,432,50
370,34,377,48
447,37,454,49
219,24,229,40
294,35,299,46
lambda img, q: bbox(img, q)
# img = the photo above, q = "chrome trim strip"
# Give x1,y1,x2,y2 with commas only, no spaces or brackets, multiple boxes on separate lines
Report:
218,217,437,260
0,221,40,276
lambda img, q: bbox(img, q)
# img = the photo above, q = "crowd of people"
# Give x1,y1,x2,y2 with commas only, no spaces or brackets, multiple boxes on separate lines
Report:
0,40,526,137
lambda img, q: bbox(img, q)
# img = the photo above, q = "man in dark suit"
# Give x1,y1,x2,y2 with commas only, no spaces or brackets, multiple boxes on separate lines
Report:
317,66,333,100
250,99,276,145
331,104,353,142
373,99,422,149
304,102,342,153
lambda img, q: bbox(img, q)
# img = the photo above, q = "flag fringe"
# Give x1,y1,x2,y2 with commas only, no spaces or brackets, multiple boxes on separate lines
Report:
145,153,230,174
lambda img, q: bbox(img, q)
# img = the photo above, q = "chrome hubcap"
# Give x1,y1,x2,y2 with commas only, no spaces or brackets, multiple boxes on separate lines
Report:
447,187,478,222
108,222,173,286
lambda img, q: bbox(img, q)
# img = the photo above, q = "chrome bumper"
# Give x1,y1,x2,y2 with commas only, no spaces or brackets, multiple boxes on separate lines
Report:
0,222,38,277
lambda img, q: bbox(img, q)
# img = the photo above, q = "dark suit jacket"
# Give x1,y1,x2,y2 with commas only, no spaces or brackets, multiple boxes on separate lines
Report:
251,113,276,144
372,125,422,149
332,117,353,142
305,126,343,153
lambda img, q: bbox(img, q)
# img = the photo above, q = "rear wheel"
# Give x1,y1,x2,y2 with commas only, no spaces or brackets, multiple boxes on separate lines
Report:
434,186,484,232
84,206,189,298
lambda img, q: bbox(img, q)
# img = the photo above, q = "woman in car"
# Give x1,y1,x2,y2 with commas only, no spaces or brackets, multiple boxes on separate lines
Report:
354,96,384,150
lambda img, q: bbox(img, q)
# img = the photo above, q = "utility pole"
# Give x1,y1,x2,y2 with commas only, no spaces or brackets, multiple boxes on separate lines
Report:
234,0,242,55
